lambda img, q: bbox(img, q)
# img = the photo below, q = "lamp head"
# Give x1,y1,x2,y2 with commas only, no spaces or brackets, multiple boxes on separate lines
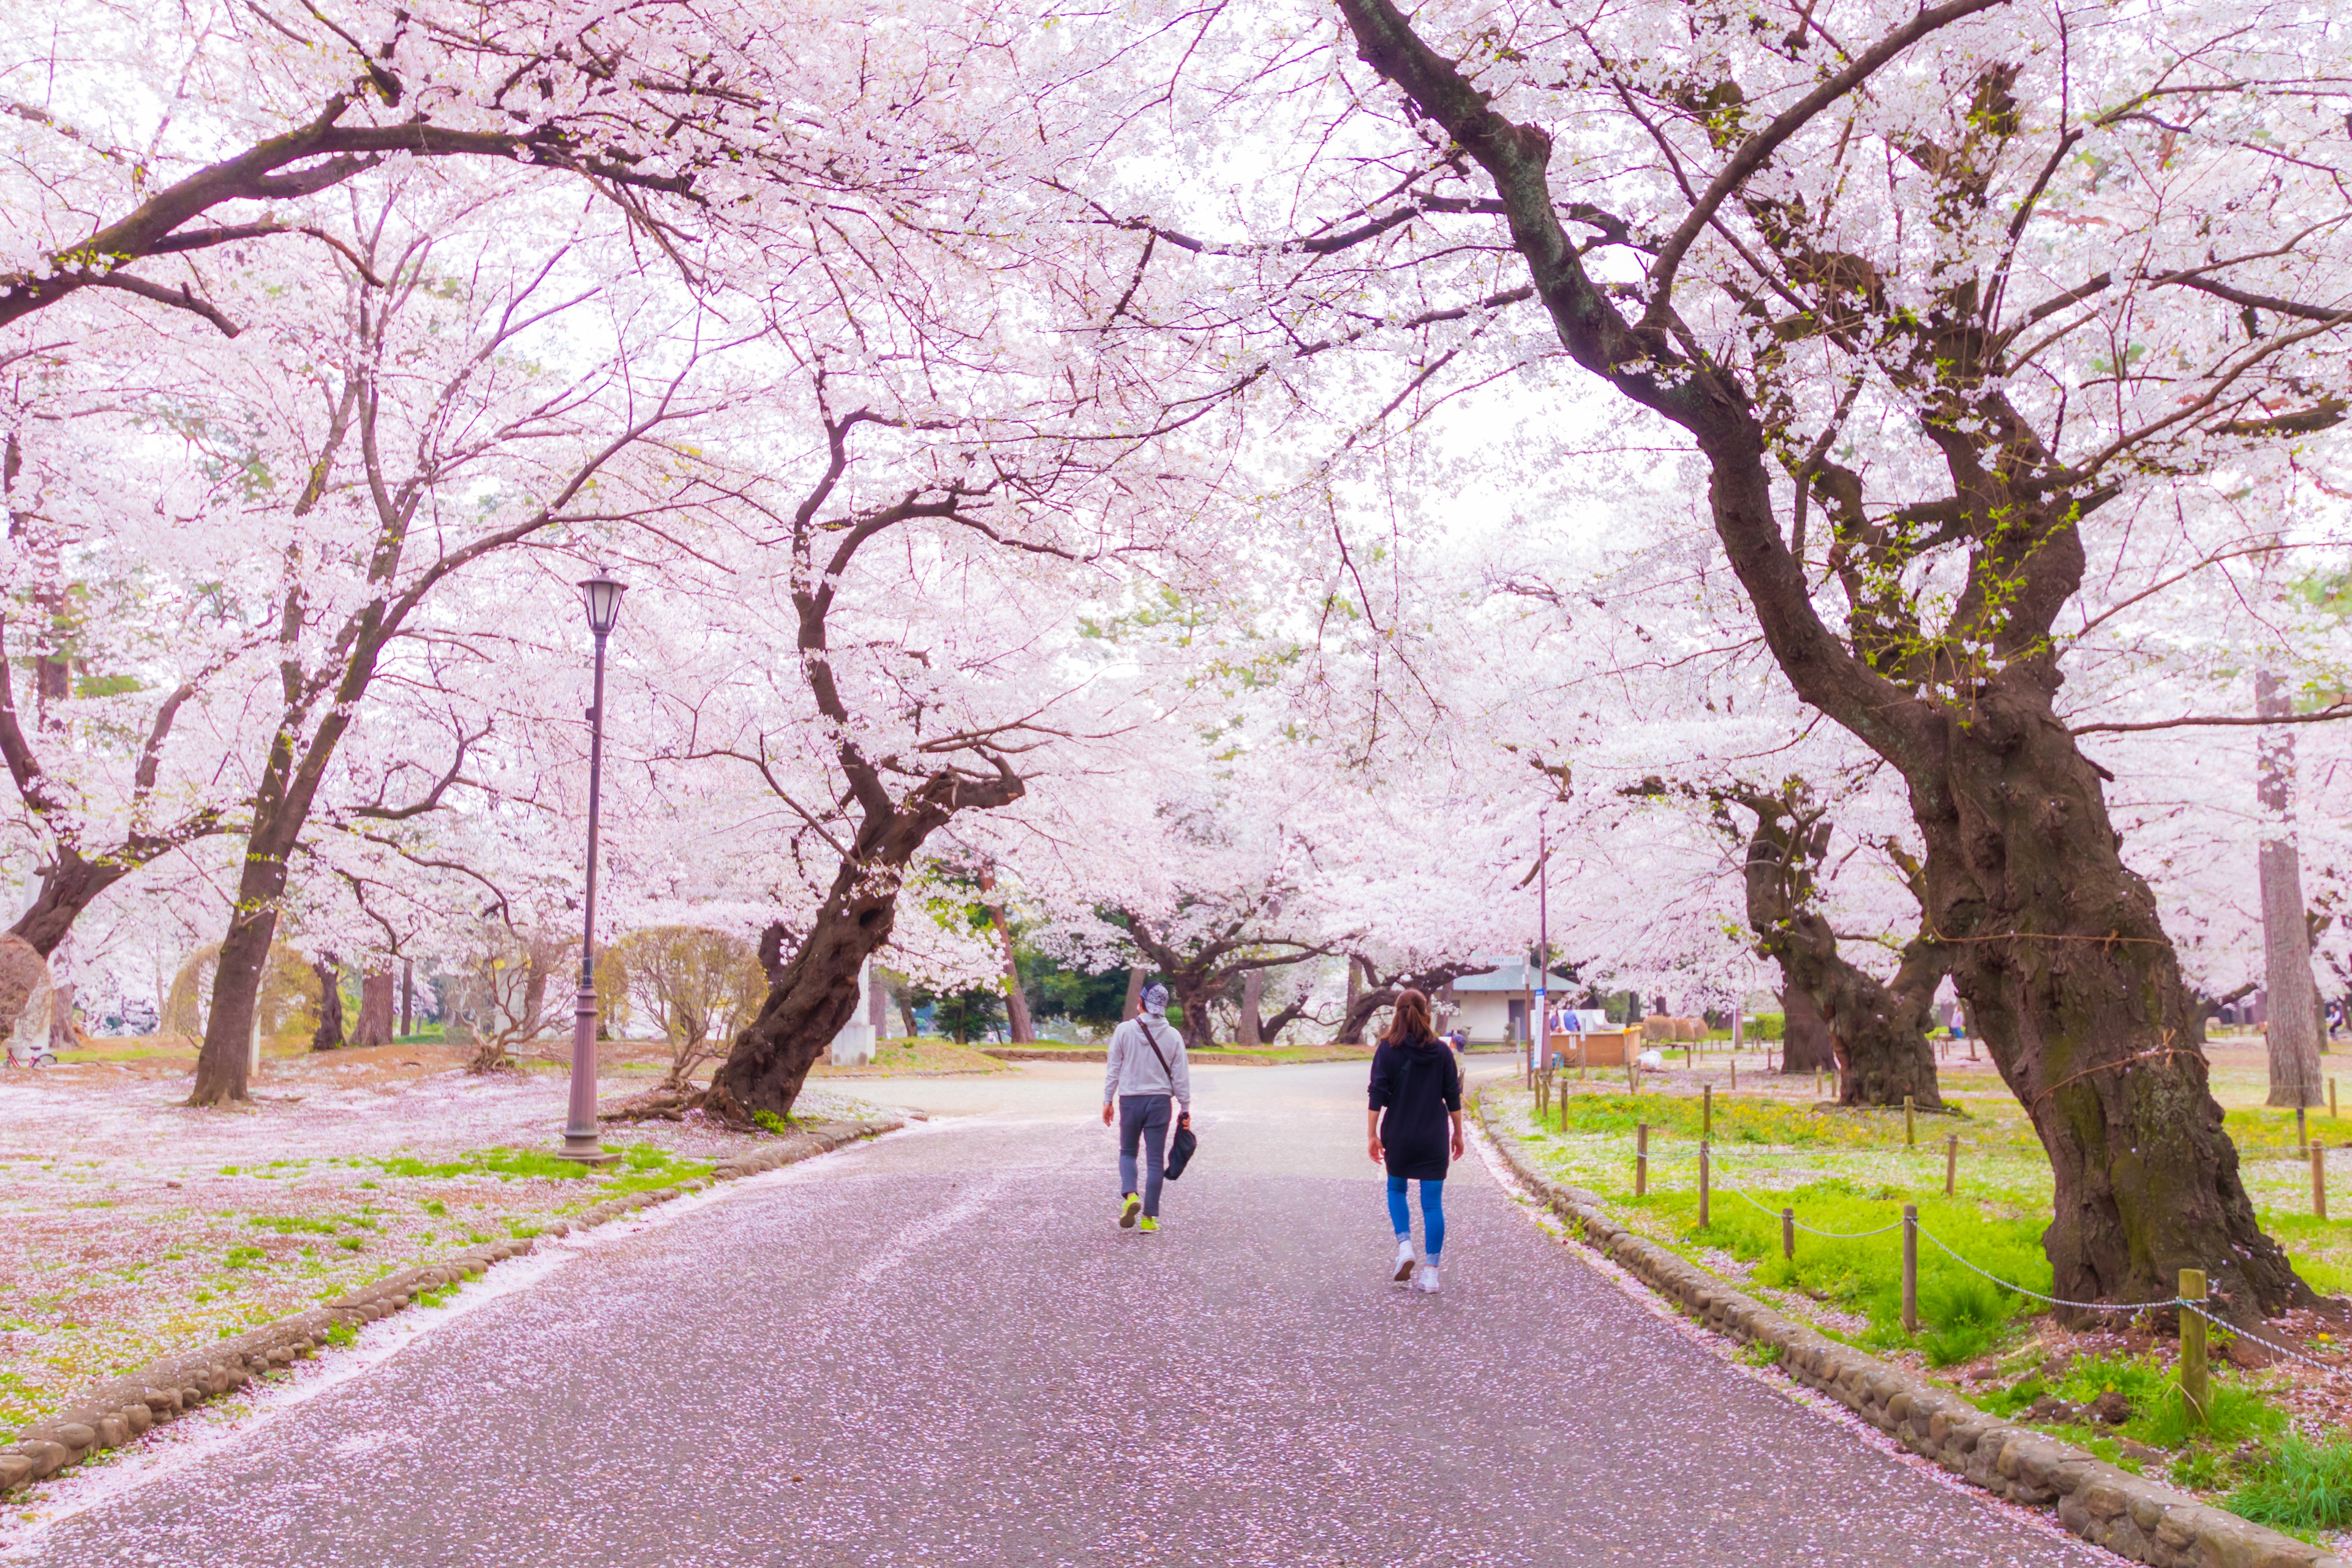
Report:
577,567,627,637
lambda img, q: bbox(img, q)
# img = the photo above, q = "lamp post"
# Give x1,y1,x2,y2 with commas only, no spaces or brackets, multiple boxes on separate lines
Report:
1534,805,1550,1078
559,567,627,1164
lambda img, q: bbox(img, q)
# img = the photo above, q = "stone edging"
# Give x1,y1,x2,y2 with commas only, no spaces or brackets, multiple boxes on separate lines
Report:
1476,1088,2337,1568
0,1117,897,1498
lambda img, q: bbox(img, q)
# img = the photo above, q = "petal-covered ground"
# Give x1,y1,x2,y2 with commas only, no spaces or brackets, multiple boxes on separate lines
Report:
6,1061,2103,1567
0,1042,872,1436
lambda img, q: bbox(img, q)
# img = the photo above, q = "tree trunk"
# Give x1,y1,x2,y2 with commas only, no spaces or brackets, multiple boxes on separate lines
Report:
703,770,1017,1121
401,957,413,1036
1781,985,1836,1073
756,920,796,986
1238,968,1264,1047
192,817,297,1102
1166,973,1215,1050
976,870,1034,1044
1917,693,2305,1317
1121,967,1145,1022
2258,671,2323,1107
895,982,919,1039
351,970,396,1050
1336,986,1392,1046
1730,785,1942,1106
310,957,344,1051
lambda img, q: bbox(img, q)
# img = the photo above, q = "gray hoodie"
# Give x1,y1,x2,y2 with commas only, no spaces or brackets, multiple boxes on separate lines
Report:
1104,1012,1191,1113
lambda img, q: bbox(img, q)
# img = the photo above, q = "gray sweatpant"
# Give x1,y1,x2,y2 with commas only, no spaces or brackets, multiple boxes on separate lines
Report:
1118,1093,1172,1217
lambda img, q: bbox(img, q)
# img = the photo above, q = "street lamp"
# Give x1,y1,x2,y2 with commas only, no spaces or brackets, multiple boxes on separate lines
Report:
559,566,627,1164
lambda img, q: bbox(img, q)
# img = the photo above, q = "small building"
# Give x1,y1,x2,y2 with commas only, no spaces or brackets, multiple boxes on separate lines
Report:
1439,960,1578,1045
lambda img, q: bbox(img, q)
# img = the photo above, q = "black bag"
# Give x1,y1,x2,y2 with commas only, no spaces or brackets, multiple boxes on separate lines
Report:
1139,1020,1199,1179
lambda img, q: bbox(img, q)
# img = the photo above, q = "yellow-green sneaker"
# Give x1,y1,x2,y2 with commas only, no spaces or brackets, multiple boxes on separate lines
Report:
1138,1215,1158,1234
1119,1193,1141,1229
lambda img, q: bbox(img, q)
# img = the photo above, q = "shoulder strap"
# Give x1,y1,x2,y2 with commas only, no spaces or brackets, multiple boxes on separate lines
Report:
1137,1018,1176,1080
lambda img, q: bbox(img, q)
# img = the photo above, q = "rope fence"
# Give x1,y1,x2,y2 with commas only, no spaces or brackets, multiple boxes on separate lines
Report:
1512,1076,2352,1414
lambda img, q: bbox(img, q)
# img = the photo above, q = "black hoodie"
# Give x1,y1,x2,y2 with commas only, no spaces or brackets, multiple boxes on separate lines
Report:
1368,1032,1463,1181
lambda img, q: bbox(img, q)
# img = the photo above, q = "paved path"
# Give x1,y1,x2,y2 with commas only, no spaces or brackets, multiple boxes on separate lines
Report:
21,1063,2103,1567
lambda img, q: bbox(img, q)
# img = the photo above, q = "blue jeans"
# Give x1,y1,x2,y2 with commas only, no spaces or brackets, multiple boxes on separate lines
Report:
1119,1094,1171,1216
1387,1176,1445,1262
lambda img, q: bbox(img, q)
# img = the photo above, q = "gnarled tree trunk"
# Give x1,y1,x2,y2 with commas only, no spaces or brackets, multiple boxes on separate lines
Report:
1725,783,1944,1108
1917,687,2300,1316
703,770,1019,1119
1781,985,1836,1074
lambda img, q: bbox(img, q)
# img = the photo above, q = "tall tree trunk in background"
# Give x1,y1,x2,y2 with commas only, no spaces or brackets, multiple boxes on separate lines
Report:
2258,671,2324,1107
895,980,919,1039
1781,984,1836,1073
401,957,413,1037
310,957,344,1052
1340,958,1366,1043
1238,968,1264,1047
976,868,1034,1044
1121,967,1145,1022
350,970,395,1050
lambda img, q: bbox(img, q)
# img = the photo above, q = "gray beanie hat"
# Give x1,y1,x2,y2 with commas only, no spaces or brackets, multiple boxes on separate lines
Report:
1141,982,1170,1015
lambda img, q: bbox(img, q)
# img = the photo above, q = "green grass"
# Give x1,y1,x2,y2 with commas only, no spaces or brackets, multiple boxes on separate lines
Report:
1614,1169,2049,1363
366,1142,712,1189
1536,1089,1904,1150
752,1109,791,1136
2228,1432,2352,1532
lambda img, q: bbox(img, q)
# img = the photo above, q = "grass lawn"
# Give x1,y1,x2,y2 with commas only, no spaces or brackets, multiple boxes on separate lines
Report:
1488,1033,2352,1541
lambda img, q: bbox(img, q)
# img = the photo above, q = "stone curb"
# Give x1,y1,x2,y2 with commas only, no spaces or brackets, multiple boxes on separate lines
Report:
0,1116,898,1497
1476,1088,2338,1568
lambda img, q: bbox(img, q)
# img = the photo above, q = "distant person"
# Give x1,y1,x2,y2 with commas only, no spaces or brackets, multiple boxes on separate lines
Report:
1368,987,1463,1294
1102,982,1191,1234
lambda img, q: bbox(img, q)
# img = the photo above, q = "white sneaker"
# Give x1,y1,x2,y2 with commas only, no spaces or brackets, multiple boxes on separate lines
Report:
1415,1264,1442,1294
1392,1239,1417,1282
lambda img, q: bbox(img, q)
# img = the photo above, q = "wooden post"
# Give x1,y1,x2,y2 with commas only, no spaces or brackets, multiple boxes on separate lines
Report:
1703,1084,1713,1141
2315,1143,2328,1220
1905,1095,1917,1147
1635,1121,1649,1197
1901,1204,1919,1334
2179,1267,2208,1424
1945,1135,1958,1197
1730,1060,1738,1093
1782,1205,1795,1261
1698,1140,1711,1231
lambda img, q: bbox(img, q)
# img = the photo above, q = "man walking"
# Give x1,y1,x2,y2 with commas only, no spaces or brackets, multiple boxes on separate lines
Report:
1102,982,1191,1233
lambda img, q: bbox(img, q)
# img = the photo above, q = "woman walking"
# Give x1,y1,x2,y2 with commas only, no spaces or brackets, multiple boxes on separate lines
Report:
1368,988,1463,1293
